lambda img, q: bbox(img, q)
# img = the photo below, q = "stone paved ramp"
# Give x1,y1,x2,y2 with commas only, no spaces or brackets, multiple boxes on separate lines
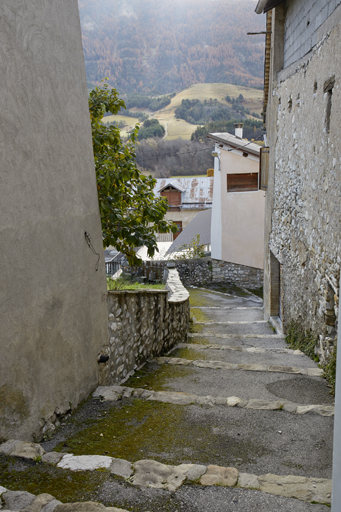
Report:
0,287,334,511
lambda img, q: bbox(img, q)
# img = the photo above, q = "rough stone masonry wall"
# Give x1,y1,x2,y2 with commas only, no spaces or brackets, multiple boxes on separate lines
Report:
135,258,263,289
269,15,341,360
172,259,263,289
100,269,190,384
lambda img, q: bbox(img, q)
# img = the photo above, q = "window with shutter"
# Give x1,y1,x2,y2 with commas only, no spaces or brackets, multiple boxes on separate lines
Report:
161,187,181,206
226,173,258,192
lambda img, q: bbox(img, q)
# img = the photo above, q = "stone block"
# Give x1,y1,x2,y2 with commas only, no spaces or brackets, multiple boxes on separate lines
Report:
246,399,282,410
258,473,332,503
0,439,21,455
41,500,63,512
226,396,242,407
200,465,238,487
42,452,64,465
57,454,113,471
237,473,260,489
55,504,107,512
132,460,186,491
9,442,45,460
22,494,56,512
110,458,133,478
2,491,36,511
177,464,207,481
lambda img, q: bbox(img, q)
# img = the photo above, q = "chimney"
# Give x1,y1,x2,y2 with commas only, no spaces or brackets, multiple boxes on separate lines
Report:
235,123,243,139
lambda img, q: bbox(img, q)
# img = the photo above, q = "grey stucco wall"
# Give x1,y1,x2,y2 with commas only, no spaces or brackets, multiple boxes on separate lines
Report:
0,1,108,441
265,4,341,361
284,0,341,68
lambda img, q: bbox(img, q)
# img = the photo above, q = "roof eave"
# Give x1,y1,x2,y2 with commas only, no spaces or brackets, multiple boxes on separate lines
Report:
207,133,260,157
255,0,285,14
255,0,268,14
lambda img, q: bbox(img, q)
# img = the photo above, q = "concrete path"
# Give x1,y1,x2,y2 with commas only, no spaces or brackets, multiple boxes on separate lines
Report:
0,286,334,511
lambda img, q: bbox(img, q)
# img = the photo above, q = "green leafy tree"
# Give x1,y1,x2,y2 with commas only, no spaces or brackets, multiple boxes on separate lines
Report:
89,81,175,265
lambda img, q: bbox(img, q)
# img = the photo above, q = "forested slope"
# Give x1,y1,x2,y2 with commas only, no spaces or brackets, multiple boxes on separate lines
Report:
79,0,265,93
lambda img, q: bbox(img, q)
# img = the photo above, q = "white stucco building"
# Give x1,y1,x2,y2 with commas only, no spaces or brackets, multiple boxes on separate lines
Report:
208,127,265,272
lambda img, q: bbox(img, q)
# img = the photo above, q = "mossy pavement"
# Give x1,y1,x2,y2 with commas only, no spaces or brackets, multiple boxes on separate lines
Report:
0,286,334,511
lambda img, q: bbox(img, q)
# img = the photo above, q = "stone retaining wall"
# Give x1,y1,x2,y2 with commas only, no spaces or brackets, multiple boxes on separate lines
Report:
99,268,190,384
211,260,263,289
159,259,262,289
132,258,263,290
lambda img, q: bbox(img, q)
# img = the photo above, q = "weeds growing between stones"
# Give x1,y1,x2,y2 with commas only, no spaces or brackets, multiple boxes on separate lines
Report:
285,321,319,362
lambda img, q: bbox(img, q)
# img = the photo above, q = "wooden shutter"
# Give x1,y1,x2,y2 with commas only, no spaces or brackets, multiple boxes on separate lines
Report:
161,188,181,205
227,173,258,192
259,147,270,191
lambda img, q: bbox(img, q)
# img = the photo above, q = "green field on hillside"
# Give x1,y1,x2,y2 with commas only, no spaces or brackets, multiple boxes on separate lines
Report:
102,83,263,141
119,83,263,141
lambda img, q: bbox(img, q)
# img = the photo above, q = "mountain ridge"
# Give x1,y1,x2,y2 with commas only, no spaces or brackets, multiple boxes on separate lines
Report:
79,0,265,94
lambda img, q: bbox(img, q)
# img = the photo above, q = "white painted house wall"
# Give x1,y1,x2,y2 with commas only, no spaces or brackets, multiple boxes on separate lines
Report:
210,136,265,269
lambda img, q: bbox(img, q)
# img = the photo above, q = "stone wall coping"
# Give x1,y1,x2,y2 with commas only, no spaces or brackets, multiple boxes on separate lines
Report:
174,256,211,263
165,268,190,303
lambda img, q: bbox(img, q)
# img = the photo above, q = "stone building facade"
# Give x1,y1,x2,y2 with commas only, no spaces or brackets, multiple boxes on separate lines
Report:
256,0,341,360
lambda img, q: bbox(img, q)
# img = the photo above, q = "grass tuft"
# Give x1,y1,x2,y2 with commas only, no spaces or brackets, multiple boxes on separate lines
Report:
107,276,165,291
321,345,337,396
285,320,319,362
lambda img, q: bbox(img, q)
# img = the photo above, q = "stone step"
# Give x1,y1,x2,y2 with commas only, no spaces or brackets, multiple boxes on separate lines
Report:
0,447,332,505
92,386,334,416
176,342,304,356
188,332,291,351
189,332,283,339
169,344,317,369
191,306,263,310
192,309,265,322
195,322,276,336
193,321,267,325
153,356,323,377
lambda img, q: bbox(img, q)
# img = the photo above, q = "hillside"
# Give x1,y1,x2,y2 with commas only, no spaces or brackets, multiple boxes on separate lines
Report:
106,83,263,140
79,0,265,94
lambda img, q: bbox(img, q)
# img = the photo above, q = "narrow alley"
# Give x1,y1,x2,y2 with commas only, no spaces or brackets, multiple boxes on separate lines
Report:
0,285,334,512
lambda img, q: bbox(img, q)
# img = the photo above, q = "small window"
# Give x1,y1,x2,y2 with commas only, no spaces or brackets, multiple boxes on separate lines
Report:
324,76,335,134
227,173,258,192
160,187,181,206
259,147,270,191
173,221,182,240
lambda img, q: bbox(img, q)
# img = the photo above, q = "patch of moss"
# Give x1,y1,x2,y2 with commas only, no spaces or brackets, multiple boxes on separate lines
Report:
205,283,249,297
189,322,203,333
321,345,337,396
188,288,220,307
0,455,108,502
246,287,263,299
52,399,206,464
107,276,165,291
190,309,210,323
169,347,208,361
188,336,210,346
52,398,270,468
285,320,319,362
125,360,196,391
